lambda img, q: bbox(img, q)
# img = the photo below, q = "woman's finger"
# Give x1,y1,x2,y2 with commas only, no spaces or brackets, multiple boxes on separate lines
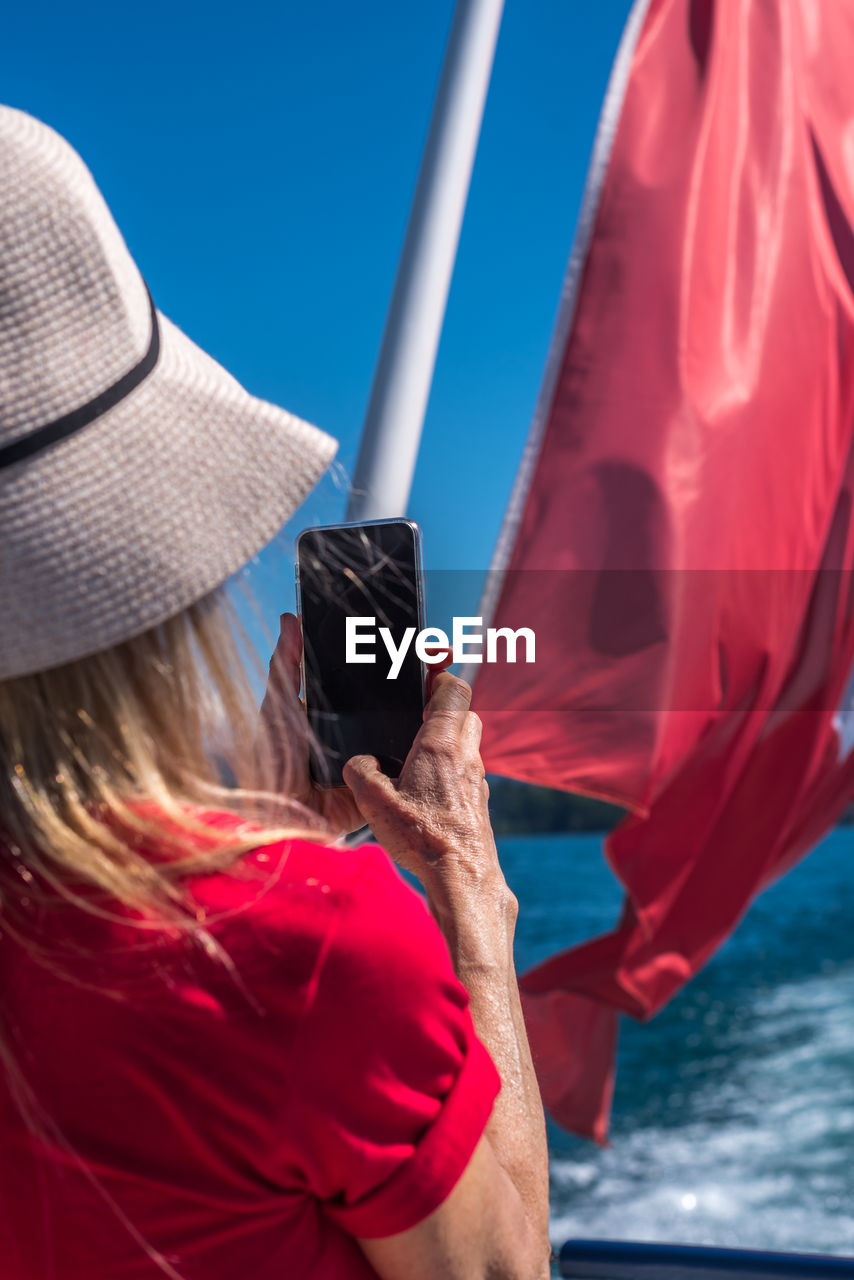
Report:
422,645,452,663
463,710,483,752
342,755,397,820
269,612,302,699
419,672,472,739
423,646,453,697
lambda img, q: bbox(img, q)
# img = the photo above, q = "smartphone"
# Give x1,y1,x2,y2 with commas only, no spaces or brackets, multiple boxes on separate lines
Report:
295,518,427,787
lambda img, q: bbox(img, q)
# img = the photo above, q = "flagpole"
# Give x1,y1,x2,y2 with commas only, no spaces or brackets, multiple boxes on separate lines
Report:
345,0,505,522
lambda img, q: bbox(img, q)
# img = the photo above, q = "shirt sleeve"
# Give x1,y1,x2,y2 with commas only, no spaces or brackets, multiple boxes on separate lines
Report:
285,843,501,1239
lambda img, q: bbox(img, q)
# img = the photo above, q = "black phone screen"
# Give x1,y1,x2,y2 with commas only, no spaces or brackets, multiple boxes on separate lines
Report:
297,520,426,787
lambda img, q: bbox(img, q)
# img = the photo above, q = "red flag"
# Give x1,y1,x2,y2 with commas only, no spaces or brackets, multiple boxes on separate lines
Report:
473,0,854,1141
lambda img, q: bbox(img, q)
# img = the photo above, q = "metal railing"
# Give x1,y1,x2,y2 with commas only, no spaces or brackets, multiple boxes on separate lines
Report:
559,1240,854,1279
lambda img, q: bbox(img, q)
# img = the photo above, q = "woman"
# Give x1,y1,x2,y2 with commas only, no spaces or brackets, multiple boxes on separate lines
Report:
0,105,550,1279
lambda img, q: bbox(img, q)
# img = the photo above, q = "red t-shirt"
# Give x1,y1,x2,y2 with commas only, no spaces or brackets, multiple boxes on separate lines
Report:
0,818,500,1278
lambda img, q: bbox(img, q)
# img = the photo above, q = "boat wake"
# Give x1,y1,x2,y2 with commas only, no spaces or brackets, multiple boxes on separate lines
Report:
548,967,854,1252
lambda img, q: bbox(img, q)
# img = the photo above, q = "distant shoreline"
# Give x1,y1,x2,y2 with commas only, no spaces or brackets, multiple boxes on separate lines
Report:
486,775,623,835
487,776,854,835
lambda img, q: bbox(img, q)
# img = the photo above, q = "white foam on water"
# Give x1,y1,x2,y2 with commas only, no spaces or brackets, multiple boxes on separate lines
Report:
549,969,854,1254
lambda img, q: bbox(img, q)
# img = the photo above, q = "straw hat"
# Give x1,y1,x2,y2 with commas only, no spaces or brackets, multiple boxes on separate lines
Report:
0,105,337,681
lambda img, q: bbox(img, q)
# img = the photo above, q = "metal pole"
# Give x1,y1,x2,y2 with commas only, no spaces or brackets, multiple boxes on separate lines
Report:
346,0,505,522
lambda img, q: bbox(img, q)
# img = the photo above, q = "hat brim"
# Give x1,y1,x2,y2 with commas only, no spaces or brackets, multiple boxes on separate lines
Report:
0,307,338,679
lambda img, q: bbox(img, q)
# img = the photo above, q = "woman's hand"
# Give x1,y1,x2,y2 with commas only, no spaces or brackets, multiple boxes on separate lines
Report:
260,613,459,841
342,673,513,925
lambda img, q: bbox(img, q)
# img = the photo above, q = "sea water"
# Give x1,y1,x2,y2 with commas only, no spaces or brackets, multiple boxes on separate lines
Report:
497,828,854,1258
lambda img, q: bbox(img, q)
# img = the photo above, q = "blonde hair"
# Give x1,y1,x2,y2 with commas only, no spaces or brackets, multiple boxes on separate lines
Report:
0,580,329,940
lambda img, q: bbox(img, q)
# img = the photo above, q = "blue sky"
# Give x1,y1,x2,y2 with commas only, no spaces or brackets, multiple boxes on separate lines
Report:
2,0,633,644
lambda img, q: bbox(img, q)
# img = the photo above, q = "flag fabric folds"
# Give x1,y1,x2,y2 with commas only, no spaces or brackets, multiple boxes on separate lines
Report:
473,0,854,1141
